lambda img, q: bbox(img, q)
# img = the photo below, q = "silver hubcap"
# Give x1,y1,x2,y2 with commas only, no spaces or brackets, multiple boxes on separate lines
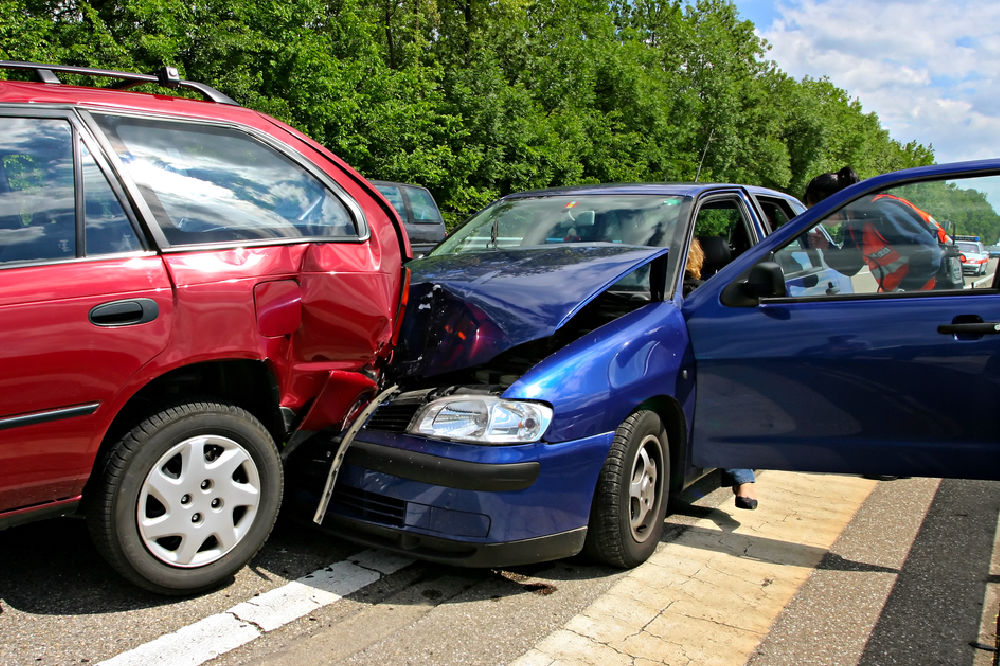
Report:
137,434,261,568
629,434,661,541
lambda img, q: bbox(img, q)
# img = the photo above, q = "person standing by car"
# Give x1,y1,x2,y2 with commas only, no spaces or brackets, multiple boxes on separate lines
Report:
684,237,759,510
803,166,863,209
804,166,949,292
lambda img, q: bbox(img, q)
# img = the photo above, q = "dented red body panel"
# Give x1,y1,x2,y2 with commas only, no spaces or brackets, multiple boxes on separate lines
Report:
0,76,409,523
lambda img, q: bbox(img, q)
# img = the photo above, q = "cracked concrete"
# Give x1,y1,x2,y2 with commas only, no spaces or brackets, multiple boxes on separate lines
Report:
229,610,268,634
510,471,878,666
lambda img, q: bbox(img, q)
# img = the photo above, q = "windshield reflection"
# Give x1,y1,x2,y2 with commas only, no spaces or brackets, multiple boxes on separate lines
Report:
434,194,690,255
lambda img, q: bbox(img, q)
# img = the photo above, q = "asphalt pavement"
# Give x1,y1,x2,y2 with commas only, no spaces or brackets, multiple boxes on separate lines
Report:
227,472,1000,666
513,474,999,666
2,472,995,665
750,476,999,666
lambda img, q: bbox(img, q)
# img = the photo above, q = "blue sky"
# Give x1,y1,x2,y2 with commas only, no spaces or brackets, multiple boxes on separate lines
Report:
728,0,1000,165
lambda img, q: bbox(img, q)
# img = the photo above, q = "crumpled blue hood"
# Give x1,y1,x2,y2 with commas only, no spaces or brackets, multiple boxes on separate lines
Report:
395,245,668,378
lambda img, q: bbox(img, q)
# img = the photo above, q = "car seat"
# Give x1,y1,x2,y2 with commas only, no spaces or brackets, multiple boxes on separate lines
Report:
698,235,732,279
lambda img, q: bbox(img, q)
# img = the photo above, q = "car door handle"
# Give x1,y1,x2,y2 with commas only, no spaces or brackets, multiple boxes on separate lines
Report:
89,298,160,327
937,322,1000,335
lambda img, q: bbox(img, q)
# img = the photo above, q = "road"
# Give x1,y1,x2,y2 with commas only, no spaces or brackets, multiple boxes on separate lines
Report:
1,472,997,666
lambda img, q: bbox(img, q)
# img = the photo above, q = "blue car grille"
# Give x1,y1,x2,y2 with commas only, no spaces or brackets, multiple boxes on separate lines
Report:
330,486,406,528
365,403,420,433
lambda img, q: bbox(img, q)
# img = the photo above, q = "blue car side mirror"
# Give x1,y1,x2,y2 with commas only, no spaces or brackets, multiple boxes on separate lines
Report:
721,261,788,307
748,261,788,299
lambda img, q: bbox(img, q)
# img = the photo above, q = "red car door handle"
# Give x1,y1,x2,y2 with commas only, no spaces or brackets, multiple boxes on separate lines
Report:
89,299,160,327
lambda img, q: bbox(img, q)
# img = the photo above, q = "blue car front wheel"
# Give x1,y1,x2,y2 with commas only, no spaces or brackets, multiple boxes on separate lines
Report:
583,410,669,568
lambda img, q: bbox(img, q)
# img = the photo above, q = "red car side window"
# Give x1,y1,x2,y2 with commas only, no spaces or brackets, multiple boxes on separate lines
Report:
93,113,360,246
0,117,76,263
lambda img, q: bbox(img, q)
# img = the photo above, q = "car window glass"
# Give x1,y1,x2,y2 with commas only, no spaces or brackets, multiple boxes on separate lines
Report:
777,174,1000,297
755,195,799,232
375,183,405,215
693,198,754,278
0,117,76,264
404,187,442,224
436,194,688,253
82,142,141,255
694,204,738,236
92,114,358,245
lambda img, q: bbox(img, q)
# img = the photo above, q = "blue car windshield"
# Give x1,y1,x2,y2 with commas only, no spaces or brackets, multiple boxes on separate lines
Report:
433,194,691,255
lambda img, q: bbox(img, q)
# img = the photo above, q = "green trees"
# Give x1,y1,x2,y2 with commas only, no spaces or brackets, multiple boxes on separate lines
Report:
1,0,938,227
897,180,1000,244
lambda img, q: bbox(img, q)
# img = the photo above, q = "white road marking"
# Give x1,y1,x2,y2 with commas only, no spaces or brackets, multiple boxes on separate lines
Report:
99,614,260,666
98,550,414,666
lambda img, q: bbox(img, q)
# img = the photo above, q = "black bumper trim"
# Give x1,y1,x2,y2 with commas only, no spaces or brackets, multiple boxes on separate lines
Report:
321,514,588,568
344,439,540,491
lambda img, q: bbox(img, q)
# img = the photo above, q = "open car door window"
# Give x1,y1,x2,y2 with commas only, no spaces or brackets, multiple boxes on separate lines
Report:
684,165,1000,481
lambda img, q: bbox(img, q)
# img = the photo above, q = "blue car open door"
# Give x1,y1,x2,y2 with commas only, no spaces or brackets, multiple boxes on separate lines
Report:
683,161,1000,481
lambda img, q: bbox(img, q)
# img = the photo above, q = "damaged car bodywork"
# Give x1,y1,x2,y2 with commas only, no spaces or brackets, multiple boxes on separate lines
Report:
0,61,409,594
304,162,1000,570
298,183,811,568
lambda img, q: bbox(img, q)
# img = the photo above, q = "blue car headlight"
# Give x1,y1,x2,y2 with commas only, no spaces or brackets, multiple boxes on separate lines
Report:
409,396,553,444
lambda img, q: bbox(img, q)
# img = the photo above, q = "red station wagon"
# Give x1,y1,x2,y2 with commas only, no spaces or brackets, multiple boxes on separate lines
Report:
0,61,410,594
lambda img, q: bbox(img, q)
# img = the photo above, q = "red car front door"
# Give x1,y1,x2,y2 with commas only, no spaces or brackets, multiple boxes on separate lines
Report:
0,112,172,512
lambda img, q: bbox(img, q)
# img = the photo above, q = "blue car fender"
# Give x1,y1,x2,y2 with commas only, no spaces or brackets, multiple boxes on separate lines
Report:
504,302,695,444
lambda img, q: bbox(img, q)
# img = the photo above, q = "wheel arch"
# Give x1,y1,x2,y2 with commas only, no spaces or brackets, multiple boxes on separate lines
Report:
84,359,285,502
635,394,687,493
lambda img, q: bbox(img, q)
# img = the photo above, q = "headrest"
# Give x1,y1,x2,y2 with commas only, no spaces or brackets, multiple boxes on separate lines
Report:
699,235,731,268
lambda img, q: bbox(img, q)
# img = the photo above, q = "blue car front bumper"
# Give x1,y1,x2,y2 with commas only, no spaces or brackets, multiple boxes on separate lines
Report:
322,429,615,567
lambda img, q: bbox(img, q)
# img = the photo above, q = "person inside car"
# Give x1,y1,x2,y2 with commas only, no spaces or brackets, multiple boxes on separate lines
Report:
682,236,706,296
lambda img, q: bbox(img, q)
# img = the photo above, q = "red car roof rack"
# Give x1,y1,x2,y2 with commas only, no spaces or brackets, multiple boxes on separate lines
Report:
0,60,238,105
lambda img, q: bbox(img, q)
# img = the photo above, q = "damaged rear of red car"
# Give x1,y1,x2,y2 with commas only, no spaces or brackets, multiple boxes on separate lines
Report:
0,61,409,594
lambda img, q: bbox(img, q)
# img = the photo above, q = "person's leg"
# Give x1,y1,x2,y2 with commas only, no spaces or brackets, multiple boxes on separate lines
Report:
728,468,756,486
726,468,757,510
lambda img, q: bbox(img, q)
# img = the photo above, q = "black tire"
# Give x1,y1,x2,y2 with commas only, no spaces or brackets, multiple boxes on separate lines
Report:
87,402,283,595
583,410,669,568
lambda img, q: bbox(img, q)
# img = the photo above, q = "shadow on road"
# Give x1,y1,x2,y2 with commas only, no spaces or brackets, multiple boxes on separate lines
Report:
663,503,902,575
0,512,379,615
857,479,1000,666
0,518,174,614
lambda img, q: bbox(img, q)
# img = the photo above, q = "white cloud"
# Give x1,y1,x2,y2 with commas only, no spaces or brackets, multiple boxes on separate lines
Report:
758,0,1000,163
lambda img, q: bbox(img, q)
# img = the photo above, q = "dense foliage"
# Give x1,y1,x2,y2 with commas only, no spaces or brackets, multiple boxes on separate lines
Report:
2,0,940,227
897,181,1000,244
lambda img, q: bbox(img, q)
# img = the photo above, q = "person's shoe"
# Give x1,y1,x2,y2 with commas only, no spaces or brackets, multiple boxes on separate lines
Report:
863,474,898,481
734,496,758,510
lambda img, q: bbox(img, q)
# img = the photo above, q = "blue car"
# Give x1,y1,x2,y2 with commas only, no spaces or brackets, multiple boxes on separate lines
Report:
301,165,1000,569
